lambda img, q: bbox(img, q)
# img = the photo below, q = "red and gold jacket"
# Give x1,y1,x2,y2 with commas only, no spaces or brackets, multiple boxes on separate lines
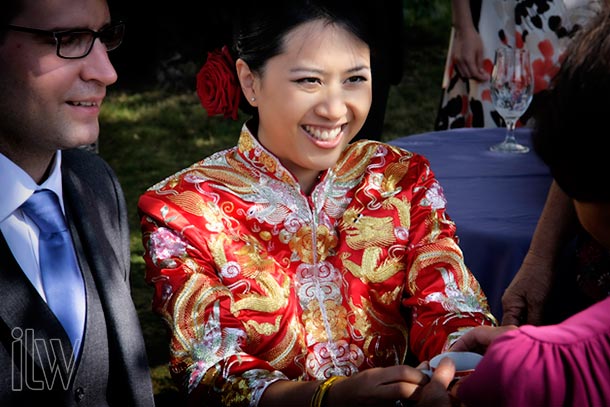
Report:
138,125,496,406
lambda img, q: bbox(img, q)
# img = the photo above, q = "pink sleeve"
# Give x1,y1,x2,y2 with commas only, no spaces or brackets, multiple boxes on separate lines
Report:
457,298,610,406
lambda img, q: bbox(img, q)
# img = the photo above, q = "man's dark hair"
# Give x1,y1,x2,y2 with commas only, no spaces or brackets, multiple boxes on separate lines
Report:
0,0,23,40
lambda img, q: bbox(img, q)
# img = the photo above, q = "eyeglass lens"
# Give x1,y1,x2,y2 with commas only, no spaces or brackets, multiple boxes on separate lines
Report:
58,23,124,58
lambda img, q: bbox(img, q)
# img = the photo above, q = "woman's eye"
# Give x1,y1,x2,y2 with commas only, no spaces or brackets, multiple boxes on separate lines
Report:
295,77,320,85
346,75,368,84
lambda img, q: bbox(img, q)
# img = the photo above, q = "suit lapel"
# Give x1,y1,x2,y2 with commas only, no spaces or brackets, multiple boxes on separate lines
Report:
61,155,135,318
0,232,75,376
61,157,126,286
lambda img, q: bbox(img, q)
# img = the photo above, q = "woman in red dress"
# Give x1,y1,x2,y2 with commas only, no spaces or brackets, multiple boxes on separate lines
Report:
138,2,495,406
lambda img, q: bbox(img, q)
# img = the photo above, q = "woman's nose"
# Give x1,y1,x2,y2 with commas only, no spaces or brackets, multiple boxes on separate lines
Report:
314,88,348,120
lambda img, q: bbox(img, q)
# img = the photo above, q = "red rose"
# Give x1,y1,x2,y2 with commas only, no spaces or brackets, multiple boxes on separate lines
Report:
196,46,241,120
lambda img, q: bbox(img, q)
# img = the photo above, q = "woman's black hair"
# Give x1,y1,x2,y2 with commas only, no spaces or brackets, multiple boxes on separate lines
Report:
228,0,376,116
532,6,610,203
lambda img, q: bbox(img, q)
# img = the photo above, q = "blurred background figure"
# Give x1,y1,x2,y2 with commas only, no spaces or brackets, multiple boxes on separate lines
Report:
452,9,610,405
434,0,609,328
435,0,603,130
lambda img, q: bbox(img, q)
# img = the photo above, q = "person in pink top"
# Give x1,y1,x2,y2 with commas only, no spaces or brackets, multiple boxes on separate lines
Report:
449,5,610,406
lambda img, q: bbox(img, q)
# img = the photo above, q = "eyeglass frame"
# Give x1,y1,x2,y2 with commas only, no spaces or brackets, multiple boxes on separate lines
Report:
4,21,125,59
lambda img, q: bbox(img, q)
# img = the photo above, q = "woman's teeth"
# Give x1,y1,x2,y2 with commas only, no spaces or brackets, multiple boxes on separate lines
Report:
303,125,342,141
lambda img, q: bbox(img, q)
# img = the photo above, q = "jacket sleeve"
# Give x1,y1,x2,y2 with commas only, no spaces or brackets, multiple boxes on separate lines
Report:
399,153,497,361
138,190,287,407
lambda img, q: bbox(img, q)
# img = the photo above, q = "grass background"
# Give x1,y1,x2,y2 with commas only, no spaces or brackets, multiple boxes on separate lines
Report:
98,3,451,403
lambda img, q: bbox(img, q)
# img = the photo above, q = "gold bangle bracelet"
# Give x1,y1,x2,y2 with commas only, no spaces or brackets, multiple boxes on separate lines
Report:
310,376,345,407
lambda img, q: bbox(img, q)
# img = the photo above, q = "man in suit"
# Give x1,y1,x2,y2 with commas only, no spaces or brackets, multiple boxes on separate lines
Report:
0,0,154,405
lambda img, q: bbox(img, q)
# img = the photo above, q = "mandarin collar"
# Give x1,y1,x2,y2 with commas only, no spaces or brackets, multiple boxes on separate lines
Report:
235,123,330,188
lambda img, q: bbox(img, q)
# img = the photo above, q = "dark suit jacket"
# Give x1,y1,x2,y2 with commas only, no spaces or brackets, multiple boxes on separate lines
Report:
0,149,154,406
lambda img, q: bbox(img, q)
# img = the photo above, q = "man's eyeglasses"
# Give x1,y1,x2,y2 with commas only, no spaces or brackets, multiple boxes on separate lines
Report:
5,22,125,59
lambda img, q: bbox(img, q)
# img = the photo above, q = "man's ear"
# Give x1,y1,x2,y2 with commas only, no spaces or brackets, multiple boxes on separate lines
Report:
236,58,258,106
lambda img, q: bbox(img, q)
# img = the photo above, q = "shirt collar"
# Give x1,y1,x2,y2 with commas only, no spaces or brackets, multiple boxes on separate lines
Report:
0,150,64,222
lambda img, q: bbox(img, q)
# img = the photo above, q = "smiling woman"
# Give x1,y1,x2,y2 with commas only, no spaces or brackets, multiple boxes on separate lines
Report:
136,1,495,406
235,19,372,194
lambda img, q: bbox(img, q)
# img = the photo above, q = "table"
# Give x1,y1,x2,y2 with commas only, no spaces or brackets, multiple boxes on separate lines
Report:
389,128,553,319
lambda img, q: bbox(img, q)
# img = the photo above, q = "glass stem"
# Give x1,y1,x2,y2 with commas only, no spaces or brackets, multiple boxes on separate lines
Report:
504,119,517,144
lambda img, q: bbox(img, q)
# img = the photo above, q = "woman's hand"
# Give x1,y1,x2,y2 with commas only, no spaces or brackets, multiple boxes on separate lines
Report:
326,365,430,406
501,253,554,326
262,362,458,407
451,25,489,82
449,325,518,354
416,357,456,407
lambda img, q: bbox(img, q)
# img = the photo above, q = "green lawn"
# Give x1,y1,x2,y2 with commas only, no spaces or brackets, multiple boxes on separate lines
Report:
99,9,450,403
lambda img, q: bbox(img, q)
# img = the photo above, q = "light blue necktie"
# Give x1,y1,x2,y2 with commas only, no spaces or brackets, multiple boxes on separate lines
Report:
21,190,86,356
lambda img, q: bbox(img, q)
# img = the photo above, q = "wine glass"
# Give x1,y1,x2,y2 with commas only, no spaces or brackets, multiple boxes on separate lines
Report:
489,47,534,153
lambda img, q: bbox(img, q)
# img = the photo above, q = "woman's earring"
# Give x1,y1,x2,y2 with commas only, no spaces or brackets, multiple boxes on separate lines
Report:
250,96,256,102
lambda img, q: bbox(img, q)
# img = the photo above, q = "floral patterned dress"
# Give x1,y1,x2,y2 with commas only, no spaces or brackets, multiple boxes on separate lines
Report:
138,124,496,407
435,0,603,130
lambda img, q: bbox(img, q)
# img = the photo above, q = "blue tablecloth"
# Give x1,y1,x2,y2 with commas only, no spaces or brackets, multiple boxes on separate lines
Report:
389,128,553,319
